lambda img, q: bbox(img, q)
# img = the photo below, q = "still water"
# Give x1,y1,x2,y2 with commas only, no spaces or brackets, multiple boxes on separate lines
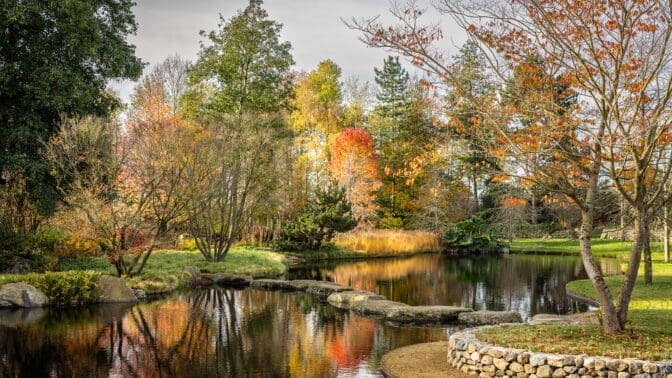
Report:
0,254,619,377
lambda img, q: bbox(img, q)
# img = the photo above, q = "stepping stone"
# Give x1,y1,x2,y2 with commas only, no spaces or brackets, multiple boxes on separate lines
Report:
458,310,523,325
385,305,472,325
351,300,410,318
327,291,386,309
304,282,353,300
250,279,295,290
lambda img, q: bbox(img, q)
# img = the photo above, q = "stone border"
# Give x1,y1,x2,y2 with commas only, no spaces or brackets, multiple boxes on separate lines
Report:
448,326,672,378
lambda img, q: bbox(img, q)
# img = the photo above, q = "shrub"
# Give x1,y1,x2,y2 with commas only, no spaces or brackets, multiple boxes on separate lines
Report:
0,271,101,306
442,216,507,253
274,184,357,251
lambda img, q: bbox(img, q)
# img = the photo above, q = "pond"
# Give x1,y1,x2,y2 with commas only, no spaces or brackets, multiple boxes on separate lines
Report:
0,254,620,377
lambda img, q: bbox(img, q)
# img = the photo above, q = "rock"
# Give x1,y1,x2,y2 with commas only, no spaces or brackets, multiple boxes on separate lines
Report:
530,354,548,367
351,300,410,318
0,308,47,326
529,313,600,326
250,279,295,290
494,358,509,371
97,275,138,303
134,289,147,301
286,280,322,290
385,305,473,324
326,290,385,309
511,362,525,373
304,282,352,300
553,368,567,377
548,356,565,368
458,310,523,325
538,365,553,378
0,283,49,307
643,364,659,374
202,273,252,287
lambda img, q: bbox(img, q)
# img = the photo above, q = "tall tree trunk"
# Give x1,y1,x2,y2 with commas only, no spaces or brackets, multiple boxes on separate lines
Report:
472,171,479,213
643,222,652,285
580,155,622,334
616,206,645,328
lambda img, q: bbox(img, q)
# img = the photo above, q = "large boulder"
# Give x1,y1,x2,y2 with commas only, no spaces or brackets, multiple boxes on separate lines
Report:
529,312,599,325
327,291,385,309
385,305,472,325
202,273,253,288
351,300,410,318
97,275,138,303
458,310,523,325
0,283,49,308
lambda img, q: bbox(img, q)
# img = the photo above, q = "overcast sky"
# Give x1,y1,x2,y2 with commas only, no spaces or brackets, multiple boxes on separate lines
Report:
111,0,466,104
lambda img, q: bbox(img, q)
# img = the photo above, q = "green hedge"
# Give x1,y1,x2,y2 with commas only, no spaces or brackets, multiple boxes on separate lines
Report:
0,271,101,306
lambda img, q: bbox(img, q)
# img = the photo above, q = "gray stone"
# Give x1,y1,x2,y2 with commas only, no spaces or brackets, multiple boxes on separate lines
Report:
564,367,578,374
97,276,138,303
505,350,519,362
471,352,481,361
661,364,672,375
305,282,352,299
494,358,509,371
531,355,548,367
567,375,579,378
584,358,595,370
629,363,644,375
489,348,505,358
511,362,525,373
250,279,295,290
548,356,565,368
553,368,567,378
595,360,607,371
0,283,49,307
482,355,494,366
538,365,553,378
458,310,524,325
468,344,478,353
608,372,617,378
385,305,472,324
529,313,600,326
134,289,147,301
643,364,659,374
351,300,410,318
326,291,384,309
618,373,630,378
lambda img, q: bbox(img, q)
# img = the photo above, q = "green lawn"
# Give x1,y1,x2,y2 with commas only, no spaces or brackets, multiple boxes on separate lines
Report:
1,247,287,295
478,238,672,360
510,238,667,261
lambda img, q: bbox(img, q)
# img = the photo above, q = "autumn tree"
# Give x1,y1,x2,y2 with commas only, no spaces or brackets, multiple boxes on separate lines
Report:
329,128,382,225
290,60,345,194
348,0,672,334
184,0,293,260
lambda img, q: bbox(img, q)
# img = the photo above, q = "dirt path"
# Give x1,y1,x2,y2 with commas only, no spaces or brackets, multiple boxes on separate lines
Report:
380,341,471,378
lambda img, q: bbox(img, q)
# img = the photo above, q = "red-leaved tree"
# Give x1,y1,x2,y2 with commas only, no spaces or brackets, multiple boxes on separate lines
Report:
329,128,382,226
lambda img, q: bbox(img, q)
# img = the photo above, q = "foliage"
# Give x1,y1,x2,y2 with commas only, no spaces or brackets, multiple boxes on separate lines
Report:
275,184,357,251
329,128,381,225
289,59,345,196
0,0,143,215
333,229,441,255
0,271,101,306
186,0,293,116
442,216,506,253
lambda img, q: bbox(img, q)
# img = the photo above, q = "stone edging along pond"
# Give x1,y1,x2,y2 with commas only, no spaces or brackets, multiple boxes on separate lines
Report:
448,325,672,378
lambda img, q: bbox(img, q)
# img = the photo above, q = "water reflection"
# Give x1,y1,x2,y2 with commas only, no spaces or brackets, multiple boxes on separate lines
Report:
0,254,620,377
289,254,621,319
0,289,445,377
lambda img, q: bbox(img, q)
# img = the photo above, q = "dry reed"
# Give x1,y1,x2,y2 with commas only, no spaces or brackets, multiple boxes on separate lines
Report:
333,229,441,255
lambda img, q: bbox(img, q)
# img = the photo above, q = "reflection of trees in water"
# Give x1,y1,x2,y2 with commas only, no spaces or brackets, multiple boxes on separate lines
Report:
0,288,445,376
296,254,614,317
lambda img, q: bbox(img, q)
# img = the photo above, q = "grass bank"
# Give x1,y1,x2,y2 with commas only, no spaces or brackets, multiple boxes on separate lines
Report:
1,247,287,296
479,237,672,360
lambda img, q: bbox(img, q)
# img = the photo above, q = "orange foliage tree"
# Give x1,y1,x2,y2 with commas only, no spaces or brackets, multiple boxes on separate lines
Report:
329,128,382,225
348,0,672,333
